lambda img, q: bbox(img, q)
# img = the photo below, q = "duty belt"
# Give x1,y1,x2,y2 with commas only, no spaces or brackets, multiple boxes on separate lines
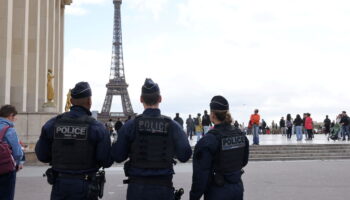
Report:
124,175,173,188
57,173,95,180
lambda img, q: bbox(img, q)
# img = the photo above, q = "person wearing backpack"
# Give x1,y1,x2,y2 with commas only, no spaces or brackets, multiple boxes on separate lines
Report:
0,105,24,200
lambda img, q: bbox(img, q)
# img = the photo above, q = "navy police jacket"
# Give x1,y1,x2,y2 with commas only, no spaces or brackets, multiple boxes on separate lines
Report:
190,123,249,200
111,108,192,176
35,106,113,173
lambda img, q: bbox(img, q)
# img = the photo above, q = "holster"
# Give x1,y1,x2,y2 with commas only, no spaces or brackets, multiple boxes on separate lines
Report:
124,160,131,177
87,170,106,199
174,188,184,200
43,168,56,185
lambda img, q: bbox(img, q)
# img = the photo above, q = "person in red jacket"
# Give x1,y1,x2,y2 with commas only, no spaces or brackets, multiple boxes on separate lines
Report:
250,109,260,145
305,113,313,140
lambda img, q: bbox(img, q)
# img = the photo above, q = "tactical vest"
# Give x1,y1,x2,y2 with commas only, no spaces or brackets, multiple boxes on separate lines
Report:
52,115,97,171
130,115,174,169
210,127,246,174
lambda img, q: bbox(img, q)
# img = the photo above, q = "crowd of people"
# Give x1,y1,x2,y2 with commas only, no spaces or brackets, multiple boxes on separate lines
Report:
106,108,350,146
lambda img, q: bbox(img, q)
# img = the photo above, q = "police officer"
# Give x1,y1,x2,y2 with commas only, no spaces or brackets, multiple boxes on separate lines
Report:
190,95,249,200
111,78,192,200
35,82,112,200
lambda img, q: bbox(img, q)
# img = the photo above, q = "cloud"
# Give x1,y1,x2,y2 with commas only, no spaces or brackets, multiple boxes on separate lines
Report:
127,0,169,19
65,0,107,16
64,0,350,124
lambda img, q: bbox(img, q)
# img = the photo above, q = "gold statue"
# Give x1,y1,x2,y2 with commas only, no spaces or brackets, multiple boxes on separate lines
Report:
47,69,54,102
65,89,72,112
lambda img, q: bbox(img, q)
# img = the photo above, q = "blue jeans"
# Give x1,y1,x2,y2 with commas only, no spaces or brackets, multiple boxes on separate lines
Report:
127,183,174,200
253,125,259,144
295,126,303,141
186,127,194,139
196,131,202,142
203,126,210,135
51,178,91,200
342,125,349,140
0,171,16,200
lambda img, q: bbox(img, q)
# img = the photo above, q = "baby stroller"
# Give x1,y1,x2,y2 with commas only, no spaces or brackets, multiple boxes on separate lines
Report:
328,124,340,141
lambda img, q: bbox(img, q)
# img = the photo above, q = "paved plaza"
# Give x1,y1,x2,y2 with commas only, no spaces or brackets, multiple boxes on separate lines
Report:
14,135,350,200
15,159,350,200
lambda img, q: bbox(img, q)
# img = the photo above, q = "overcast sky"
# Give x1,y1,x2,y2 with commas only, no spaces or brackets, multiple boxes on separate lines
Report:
63,0,350,125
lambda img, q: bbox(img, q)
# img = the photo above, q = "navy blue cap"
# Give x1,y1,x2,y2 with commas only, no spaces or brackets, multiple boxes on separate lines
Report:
210,95,229,111
142,78,160,94
71,82,92,99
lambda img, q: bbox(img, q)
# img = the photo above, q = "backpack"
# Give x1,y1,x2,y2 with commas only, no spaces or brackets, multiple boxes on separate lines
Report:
0,126,16,175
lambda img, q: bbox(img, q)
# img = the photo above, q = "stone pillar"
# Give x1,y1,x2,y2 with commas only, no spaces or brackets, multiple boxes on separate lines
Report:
0,0,13,106
26,0,41,112
38,0,49,111
47,0,54,106
59,4,65,112
54,0,61,112
11,0,29,112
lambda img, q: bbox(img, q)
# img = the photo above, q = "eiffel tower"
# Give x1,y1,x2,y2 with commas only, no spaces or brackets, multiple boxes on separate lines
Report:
98,0,134,122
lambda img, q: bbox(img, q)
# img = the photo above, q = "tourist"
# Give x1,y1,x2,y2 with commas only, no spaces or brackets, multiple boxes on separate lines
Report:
114,117,123,133
339,111,350,141
174,113,184,128
279,117,286,135
323,115,331,135
305,113,314,140
194,113,203,142
186,114,195,140
294,114,303,141
286,114,293,139
202,110,212,135
234,120,239,128
250,109,260,145
107,118,114,136
0,105,24,200
261,119,267,134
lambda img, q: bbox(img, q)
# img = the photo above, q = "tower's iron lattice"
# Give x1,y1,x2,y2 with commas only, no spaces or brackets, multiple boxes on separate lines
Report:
98,0,134,121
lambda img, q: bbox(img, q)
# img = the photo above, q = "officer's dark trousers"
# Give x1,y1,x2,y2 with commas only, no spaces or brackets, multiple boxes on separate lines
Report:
0,171,16,200
127,183,175,200
51,178,95,200
204,182,244,200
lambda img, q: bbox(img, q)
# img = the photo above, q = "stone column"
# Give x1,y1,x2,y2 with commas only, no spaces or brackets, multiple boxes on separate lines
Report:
38,0,49,111
47,0,54,106
0,0,13,106
54,0,61,112
11,0,29,112
26,0,41,112
59,4,65,112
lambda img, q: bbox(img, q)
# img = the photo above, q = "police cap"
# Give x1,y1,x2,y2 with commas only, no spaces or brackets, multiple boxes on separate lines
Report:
71,82,92,99
142,78,160,94
210,95,229,111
